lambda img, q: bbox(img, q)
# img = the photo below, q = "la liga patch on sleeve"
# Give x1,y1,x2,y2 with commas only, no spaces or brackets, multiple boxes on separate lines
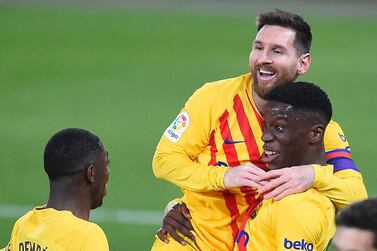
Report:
164,111,190,143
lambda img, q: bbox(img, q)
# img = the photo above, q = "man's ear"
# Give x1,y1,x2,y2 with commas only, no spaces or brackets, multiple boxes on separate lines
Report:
86,164,96,184
297,53,311,75
309,124,325,144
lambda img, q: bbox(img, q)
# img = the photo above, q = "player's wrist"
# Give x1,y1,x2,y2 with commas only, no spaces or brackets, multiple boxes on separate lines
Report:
164,200,182,216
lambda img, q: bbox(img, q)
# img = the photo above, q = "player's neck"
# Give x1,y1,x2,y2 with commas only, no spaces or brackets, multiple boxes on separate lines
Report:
46,181,91,221
301,147,327,166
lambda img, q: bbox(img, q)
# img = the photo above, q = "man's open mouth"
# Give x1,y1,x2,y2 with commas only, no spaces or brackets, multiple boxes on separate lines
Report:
258,69,276,81
261,150,279,163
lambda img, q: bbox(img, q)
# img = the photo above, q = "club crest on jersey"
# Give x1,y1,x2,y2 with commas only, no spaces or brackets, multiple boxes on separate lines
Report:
164,111,190,143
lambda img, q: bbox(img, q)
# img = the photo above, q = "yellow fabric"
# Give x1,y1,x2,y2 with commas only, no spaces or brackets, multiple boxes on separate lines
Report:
153,73,366,250
152,234,200,251
324,120,349,152
238,187,336,251
153,74,260,192
5,207,109,251
313,164,367,209
154,73,264,250
314,120,368,209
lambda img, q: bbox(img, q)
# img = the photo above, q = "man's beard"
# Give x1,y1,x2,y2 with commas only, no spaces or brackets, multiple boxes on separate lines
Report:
252,70,297,98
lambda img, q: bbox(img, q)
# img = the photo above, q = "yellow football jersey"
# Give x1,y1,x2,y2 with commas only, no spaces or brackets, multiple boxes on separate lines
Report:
3,206,109,251
235,187,335,251
153,73,366,250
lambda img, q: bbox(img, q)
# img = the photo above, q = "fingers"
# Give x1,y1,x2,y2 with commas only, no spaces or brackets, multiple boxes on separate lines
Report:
256,169,282,182
162,203,195,242
240,176,263,188
274,187,295,201
243,163,267,176
163,215,195,242
258,165,315,200
181,203,192,220
171,204,194,233
261,179,291,200
258,174,287,195
164,225,187,245
258,180,269,186
156,227,169,243
242,164,267,187
224,163,267,188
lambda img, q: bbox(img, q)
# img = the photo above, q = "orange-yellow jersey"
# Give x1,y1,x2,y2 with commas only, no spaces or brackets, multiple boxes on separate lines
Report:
2,206,109,251
152,73,367,250
235,184,336,251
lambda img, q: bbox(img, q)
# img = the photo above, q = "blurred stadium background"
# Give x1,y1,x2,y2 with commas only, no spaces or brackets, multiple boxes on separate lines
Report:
1,0,376,250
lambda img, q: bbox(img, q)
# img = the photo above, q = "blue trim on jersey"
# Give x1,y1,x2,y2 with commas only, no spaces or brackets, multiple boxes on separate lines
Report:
327,158,360,173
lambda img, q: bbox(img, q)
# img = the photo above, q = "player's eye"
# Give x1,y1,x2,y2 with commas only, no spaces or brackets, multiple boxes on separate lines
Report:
274,125,285,132
253,44,263,51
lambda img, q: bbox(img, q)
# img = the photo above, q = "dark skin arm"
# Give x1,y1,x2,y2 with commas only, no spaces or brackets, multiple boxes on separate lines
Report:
157,203,196,245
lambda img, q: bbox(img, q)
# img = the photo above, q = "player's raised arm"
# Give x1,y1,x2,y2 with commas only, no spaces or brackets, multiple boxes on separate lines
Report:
153,82,265,192
153,83,227,192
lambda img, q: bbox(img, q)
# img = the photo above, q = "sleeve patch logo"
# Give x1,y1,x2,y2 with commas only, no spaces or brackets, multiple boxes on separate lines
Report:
164,111,190,143
338,133,347,142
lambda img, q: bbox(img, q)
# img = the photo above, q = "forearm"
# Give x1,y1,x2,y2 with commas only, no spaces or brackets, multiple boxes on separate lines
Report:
313,164,367,209
153,149,227,192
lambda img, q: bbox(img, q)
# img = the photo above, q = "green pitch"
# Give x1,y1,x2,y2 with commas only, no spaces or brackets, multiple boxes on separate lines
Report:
0,4,376,250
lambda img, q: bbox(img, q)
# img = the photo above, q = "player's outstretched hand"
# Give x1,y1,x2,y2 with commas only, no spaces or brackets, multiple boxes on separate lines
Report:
156,202,195,245
224,162,267,188
257,164,314,200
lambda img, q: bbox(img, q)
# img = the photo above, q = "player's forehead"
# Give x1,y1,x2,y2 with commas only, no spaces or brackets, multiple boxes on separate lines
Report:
266,101,294,119
254,25,296,48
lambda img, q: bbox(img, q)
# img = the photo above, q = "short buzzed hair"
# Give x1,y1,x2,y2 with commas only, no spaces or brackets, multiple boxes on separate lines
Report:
264,81,332,124
336,198,377,249
44,128,102,180
257,9,312,55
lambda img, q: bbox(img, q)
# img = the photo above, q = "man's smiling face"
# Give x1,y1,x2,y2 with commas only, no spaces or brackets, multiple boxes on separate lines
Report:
249,25,302,98
261,101,311,169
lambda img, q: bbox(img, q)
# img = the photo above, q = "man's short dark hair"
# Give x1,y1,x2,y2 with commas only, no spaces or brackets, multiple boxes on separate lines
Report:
257,9,312,55
264,81,332,124
336,198,377,248
44,128,102,180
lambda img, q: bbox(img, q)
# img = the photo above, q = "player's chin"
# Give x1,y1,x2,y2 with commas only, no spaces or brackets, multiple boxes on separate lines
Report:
254,82,276,98
91,194,105,209
98,199,104,208
104,185,108,197
92,198,104,209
